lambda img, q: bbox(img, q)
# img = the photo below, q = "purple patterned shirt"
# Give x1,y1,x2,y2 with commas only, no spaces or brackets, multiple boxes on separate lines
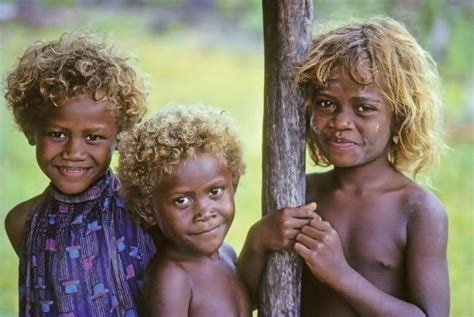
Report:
19,170,156,316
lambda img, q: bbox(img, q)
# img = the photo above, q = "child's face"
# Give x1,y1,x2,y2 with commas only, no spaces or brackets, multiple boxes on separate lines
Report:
151,153,235,257
30,95,118,194
310,69,393,168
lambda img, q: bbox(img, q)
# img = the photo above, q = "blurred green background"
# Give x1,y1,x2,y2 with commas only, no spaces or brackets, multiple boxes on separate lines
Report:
0,0,472,316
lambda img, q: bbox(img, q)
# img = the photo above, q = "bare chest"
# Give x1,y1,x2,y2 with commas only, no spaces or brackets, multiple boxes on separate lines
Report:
302,193,411,316
317,192,409,282
186,262,251,317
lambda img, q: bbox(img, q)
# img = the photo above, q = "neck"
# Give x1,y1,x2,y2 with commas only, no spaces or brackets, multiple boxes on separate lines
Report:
161,242,220,262
331,157,399,191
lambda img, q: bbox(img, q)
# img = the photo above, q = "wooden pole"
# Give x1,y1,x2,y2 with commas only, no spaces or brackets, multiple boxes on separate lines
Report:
260,1,312,316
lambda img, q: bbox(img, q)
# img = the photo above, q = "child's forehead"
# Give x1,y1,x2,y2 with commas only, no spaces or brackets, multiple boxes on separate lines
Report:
42,95,117,124
50,95,115,113
156,153,231,188
321,67,375,89
316,64,387,91
175,152,228,172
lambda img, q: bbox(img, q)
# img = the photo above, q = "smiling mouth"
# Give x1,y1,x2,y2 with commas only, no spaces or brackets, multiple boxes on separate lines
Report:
57,167,90,177
190,224,223,236
329,137,356,148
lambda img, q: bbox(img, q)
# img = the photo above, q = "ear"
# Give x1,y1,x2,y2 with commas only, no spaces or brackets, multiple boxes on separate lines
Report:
142,211,157,226
308,111,319,135
114,135,120,152
390,115,402,133
24,130,36,146
232,177,240,193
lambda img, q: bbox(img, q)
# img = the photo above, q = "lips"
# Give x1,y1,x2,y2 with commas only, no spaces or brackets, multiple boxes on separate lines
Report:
328,136,357,148
190,223,223,236
56,166,91,177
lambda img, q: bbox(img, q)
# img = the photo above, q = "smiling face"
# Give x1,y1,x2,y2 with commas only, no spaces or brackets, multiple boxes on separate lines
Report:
309,69,393,168
151,153,235,258
30,95,118,194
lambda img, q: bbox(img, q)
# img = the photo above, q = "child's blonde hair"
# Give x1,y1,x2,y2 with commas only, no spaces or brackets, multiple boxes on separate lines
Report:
296,16,445,175
4,33,147,136
118,104,245,227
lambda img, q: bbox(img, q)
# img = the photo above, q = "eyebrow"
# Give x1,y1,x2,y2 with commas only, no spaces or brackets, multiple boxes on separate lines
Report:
314,91,383,104
351,96,383,105
167,175,229,194
45,123,112,132
313,91,334,98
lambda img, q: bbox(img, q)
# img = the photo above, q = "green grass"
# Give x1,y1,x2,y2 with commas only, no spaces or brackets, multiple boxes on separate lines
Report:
1,7,473,316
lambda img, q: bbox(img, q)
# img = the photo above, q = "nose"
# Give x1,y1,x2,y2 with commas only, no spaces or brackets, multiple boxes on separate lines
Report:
330,107,355,130
193,199,217,222
62,138,86,161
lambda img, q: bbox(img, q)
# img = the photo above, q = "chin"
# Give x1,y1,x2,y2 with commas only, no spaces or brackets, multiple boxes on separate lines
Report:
197,242,223,256
54,182,91,195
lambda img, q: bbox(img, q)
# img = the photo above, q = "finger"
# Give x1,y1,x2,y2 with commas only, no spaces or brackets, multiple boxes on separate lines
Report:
284,228,301,239
286,217,314,229
295,232,318,249
288,202,318,219
294,242,311,260
300,225,326,240
308,218,331,231
303,202,317,210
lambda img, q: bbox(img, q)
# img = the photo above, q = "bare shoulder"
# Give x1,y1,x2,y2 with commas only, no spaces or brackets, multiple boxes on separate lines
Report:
151,257,192,287
404,181,447,223
5,194,43,256
144,257,192,316
403,181,448,240
219,242,237,267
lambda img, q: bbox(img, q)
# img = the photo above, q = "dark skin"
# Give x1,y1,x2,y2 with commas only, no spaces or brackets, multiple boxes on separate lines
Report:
238,70,449,316
299,169,448,317
5,95,118,256
142,243,250,317
142,154,250,317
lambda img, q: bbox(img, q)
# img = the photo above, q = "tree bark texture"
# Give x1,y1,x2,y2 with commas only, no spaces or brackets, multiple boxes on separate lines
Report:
260,1,313,316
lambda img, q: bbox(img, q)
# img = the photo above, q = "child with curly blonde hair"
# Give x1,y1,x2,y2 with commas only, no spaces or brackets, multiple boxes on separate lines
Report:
238,16,449,316
4,33,156,316
118,105,250,316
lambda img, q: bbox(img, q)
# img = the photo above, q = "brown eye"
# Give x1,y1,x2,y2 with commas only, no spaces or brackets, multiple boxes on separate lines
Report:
314,99,335,112
320,100,333,108
85,135,104,142
174,196,191,208
356,104,375,113
209,187,224,198
49,131,67,140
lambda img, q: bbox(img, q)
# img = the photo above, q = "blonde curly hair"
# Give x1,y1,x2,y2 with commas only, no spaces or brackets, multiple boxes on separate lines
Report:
4,33,147,136
295,16,445,175
118,104,245,227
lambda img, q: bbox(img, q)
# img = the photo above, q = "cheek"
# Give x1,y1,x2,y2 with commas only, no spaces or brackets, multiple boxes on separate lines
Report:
309,112,320,134
367,118,391,136
156,213,183,238
373,123,380,133
92,144,115,162
222,197,236,222
36,141,57,160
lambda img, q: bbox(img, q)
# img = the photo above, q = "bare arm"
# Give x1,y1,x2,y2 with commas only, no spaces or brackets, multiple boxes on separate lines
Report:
4,195,41,256
236,221,267,307
405,190,449,316
146,261,192,317
294,190,449,317
220,242,240,274
237,203,316,307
